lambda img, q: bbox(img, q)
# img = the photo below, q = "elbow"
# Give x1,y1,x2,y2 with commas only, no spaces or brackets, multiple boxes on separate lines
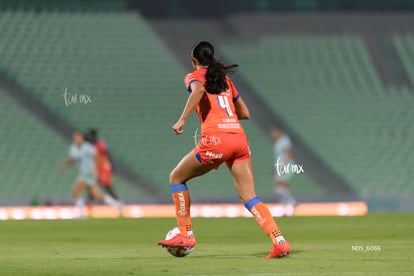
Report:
235,101,250,120
238,111,250,120
245,109,250,119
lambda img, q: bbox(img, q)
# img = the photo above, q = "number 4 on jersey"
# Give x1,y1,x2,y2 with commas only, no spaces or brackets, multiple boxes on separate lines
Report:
217,95,234,116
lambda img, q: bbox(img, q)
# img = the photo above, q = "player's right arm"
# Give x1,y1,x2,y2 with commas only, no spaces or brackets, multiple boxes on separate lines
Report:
60,145,76,171
59,158,74,171
172,81,205,135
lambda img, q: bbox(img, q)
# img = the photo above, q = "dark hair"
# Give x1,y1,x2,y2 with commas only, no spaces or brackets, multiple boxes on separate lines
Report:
191,41,238,94
88,128,98,143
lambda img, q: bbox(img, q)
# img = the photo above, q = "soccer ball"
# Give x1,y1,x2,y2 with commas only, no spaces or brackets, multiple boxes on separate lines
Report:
164,227,194,257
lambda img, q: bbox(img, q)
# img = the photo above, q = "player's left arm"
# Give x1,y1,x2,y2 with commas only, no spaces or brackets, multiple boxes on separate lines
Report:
228,78,250,120
234,96,250,120
172,81,204,135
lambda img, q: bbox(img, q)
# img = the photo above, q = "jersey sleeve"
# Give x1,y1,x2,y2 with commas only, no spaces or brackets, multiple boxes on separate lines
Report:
68,145,76,159
281,137,292,151
87,143,96,156
184,72,202,93
227,77,240,102
284,137,292,149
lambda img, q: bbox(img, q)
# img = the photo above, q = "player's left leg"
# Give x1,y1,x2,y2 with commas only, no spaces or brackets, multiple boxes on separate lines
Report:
158,150,212,247
99,171,119,200
230,158,290,258
85,172,123,216
103,185,119,200
89,184,123,216
86,189,95,215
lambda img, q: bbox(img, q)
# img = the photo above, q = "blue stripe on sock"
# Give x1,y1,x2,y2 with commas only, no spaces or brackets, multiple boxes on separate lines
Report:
245,196,261,211
170,183,188,193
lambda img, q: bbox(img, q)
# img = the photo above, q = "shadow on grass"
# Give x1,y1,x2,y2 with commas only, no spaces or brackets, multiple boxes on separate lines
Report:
173,249,307,259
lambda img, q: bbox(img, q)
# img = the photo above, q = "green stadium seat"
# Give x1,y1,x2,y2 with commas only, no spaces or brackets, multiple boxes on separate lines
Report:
0,89,147,203
0,2,322,203
220,35,414,196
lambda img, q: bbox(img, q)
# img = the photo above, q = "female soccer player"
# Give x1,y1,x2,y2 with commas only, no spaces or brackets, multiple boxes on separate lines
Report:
60,131,122,218
157,41,290,258
87,129,119,200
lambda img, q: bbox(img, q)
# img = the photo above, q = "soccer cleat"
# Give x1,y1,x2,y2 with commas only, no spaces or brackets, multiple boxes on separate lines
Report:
263,240,291,259
157,233,196,248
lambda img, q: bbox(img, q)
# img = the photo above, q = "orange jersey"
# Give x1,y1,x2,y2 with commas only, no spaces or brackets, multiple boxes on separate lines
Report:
184,68,244,134
95,140,111,171
94,140,113,185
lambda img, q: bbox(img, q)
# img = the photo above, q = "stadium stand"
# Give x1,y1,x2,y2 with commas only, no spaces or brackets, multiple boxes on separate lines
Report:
0,5,187,202
0,88,144,204
2,0,412,205
220,35,414,197
0,2,323,203
394,34,414,85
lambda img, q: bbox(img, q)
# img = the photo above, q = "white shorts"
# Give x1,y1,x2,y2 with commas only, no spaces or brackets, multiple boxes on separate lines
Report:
77,172,96,186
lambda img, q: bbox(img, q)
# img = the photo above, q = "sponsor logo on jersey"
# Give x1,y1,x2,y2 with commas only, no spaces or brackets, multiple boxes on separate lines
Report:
206,151,223,159
217,123,240,129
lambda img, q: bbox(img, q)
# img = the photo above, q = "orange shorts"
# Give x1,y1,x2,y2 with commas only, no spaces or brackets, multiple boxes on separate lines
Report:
194,132,251,169
97,169,112,186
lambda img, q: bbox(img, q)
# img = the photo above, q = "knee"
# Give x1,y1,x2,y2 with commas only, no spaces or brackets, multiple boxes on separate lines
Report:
91,188,102,200
169,169,179,184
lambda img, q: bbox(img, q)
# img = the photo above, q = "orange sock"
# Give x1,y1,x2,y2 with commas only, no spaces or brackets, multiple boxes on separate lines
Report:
245,197,285,244
170,183,193,238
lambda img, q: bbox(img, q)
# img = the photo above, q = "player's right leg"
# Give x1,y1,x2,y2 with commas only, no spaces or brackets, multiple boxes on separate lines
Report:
275,178,296,205
275,178,296,216
230,158,291,258
157,150,212,248
72,180,87,218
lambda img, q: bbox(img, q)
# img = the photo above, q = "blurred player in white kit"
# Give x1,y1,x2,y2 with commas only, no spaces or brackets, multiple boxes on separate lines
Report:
272,128,296,216
60,131,122,218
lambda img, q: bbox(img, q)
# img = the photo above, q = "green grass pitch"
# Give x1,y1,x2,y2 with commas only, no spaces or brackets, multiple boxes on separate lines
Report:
0,213,413,275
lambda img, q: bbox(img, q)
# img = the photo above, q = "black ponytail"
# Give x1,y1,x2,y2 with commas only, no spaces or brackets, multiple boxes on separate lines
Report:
191,41,238,94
